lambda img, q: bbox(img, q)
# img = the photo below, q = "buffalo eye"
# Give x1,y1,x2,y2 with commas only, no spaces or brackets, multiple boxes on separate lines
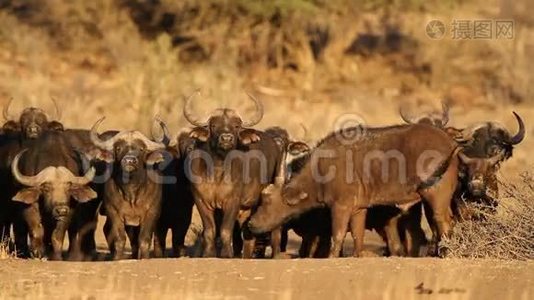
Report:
40,183,52,193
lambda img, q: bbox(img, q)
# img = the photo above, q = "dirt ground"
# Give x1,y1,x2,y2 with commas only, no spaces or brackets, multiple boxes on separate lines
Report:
1,226,533,300
0,256,531,300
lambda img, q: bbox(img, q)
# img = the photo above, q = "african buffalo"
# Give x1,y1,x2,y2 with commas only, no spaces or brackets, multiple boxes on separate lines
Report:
89,117,168,260
10,132,97,260
0,100,65,256
399,108,525,255
182,91,283,258
153,129,196,258
249,124,461,257
250,126,310,258
279,150,417,258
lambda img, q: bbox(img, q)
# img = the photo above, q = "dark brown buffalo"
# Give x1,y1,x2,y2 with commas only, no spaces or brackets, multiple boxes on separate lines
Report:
10,131,97,260
2,99,63,138
89,117,168,260
182,91,283,258
249,126,310,258
0,101,65,256
249,124,461,257
153,129,196,258
399,109,525,256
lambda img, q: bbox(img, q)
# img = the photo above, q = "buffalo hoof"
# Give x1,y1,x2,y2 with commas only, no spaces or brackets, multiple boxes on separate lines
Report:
31,250,44,260
426,244,439,257
357,250,379,258
220,248,233,259
172,246,187,258
273,252,291,259
202,248,216,258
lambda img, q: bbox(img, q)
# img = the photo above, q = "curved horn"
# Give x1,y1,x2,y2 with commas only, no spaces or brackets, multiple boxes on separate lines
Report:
242,93,264,127
274,148,288,186
441,102,449,126
183,90,206,127
69,166,96,186
51,97,62,120
510,111,525,145
299,123,309,141
458,151,475,164
152,115,171,147
3,98,13,121
90,117,116,150
399,106,412,124
134,131,166,152
11,149,41,187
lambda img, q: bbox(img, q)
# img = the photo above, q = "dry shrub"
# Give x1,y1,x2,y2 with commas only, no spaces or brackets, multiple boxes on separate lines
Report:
441,172,534,260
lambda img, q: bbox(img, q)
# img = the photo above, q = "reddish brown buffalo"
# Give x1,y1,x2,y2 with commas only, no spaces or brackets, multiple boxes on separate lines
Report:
183,91,283,258
249,124,461,257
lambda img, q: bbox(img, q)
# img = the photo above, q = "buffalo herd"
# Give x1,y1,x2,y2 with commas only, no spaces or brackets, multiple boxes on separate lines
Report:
0,96,525,260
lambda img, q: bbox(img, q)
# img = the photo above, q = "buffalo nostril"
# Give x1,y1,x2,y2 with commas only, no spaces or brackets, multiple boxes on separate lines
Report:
124,157,138,164
54,207,69,216
220,134,234,143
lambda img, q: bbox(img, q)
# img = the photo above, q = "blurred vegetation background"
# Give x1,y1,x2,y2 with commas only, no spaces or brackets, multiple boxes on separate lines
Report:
0,0,532,168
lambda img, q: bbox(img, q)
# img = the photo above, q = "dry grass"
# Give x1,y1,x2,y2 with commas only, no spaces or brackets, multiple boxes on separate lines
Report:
0,0,532,136
0,239,15,260
441,172,534,260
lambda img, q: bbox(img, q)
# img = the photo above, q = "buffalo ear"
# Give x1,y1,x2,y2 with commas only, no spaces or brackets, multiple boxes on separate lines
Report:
288,142,310,156
146,151,165,165
282,186,308,206
239,129,261,145
84,147,114,163
13,187,41,204
2,121,20,133
189,127,209,142
70,185,97,203
47,121,64,131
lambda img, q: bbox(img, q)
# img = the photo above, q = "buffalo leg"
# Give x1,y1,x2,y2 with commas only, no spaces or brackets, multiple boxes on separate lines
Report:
299,235,313,258
51,221,69,261
171,225,187,258
80,221,98,260
126,226,139,259
315,235,332,258
420,158,458,257
383,214,406,257
13,218,30,258
270,227,282,258
329,204,351,258
24,206,44,259
232,224,243,258
401,203,427,257
195,200,216,257
220,205,239,259
349,208,367,257
138,212,158,259
106,215,127,260
153,225,167,258
67,226,83,261
280,228,289,253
